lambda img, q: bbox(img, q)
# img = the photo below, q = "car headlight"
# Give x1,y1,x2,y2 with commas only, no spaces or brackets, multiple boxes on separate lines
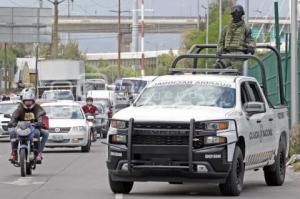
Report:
204,136,227,145
109,134,127,144
204,121,229,131
110,120,127,129
71,126,88,133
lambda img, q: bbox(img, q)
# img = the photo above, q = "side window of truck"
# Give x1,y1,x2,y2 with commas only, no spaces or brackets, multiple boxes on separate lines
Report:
240,82,251,106
247,82,264,103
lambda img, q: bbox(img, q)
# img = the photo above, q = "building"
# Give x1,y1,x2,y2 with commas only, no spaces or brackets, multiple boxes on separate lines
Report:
85,50,179,69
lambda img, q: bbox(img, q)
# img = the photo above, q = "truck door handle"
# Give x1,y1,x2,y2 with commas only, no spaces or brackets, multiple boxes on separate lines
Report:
256,120,261,123
268,118,273,121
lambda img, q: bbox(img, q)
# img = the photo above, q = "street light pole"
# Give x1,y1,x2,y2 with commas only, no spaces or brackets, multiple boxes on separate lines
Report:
202,3,209,69
291,0,298,125
117,0,121,79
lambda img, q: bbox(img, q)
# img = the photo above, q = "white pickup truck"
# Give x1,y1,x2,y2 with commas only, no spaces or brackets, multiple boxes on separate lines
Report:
106,45,289,196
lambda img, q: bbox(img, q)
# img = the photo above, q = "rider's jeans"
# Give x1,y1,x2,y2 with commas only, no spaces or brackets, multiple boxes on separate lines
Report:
8,128,41,152
40,129,49,152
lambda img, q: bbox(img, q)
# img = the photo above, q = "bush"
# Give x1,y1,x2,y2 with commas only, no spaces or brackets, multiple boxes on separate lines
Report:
290,125,300,155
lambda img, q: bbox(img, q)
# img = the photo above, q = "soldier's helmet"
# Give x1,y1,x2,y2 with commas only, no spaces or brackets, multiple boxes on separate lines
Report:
231,5,245,16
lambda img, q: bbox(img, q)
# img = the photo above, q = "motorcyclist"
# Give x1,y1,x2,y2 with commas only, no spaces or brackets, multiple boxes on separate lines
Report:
8,92,48,163
82,97,99,115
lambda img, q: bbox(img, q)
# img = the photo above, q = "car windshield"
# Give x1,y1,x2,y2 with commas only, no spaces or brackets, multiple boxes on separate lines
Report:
43,105,84,119
94,99,109,107
135,82,236,108
0,103,19,114
116,79,147,94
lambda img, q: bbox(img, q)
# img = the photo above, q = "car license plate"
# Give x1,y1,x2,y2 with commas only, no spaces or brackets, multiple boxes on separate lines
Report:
52,135,64,142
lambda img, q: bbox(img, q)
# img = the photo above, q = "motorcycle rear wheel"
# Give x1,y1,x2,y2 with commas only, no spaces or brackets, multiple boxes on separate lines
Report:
20,149,27,177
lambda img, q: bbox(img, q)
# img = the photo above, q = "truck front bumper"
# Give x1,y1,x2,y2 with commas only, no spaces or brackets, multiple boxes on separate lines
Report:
107,145,231,183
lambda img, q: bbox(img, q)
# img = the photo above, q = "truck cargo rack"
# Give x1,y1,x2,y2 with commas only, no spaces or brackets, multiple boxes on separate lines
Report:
170,53,268,98
186,44,286,105
169,68,240,75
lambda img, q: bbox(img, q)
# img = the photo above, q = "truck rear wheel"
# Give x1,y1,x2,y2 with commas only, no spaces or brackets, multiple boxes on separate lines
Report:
219,146,244,196
263,138,286,186
109,174,133,194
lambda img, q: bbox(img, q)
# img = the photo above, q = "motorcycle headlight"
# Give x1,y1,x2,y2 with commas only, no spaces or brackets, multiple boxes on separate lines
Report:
109,134,127,144
204,136,227,145
205,121,229,131
110,120,127,129
72,126,88,133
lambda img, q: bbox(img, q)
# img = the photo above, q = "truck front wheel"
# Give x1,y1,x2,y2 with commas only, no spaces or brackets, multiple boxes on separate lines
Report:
109,174,133,194
263,138,286,186
219,146,245,196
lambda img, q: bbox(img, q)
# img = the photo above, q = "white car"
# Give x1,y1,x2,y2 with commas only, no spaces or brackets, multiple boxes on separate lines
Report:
41,101,91,152
0,100,20,140
107,74,289,196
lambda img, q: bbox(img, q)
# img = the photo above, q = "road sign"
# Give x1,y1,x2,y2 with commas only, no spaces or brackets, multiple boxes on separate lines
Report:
0,7,52,43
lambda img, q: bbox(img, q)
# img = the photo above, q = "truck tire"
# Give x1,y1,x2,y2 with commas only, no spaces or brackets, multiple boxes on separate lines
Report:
263,138,286,186
219,146,244,196
109,174,133,194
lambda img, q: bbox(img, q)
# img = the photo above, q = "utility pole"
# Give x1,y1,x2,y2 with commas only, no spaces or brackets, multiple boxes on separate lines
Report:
291,0,298,125
131,0,139,52
4,43,7,92
47,0,70,57
117,0,121,79
197,0,200,30
140,0,145,76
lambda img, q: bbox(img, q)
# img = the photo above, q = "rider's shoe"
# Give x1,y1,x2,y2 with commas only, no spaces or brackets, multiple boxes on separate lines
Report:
36,152,42,164
9,150,17,162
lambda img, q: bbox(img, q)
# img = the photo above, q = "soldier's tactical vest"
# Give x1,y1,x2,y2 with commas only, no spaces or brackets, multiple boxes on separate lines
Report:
224,22,248,51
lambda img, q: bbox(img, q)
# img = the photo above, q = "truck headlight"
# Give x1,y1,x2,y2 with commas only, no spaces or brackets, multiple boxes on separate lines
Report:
110,120,127,129
109,134,127,144
204,136,227,145
205,121,229,131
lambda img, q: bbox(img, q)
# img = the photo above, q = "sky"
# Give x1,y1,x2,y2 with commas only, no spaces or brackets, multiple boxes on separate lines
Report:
0,0,292,53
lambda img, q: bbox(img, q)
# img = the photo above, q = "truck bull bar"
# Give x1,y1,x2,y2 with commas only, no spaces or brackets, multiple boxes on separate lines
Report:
126,118,237,173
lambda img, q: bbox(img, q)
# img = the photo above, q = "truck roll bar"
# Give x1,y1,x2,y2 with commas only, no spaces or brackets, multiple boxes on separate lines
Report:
170,53,268,98
187,44,286,105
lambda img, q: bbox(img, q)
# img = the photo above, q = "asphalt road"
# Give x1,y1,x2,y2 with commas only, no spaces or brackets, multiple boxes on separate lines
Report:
0,140,300,199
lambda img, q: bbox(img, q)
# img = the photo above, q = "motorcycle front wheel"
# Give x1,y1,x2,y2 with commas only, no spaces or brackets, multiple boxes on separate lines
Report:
20,149,27,177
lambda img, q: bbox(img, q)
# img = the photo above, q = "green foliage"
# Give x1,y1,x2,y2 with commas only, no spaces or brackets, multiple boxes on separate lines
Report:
290,125,300,155
153,50,176,76
0,46,16,70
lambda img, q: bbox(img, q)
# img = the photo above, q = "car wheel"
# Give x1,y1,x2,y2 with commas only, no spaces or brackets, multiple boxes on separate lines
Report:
219,146,244,196
81,136,91,153
109,174,133,194
263,138,286,186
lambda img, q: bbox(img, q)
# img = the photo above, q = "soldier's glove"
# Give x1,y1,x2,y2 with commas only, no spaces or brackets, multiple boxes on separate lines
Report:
247,46,255,55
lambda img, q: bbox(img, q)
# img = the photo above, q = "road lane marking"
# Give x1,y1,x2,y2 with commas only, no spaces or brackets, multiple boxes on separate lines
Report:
1,177,45,186
115,194,123,199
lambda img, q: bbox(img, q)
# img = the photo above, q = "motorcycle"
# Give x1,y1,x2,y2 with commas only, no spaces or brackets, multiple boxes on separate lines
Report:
10,121,40,177
86,114,97,142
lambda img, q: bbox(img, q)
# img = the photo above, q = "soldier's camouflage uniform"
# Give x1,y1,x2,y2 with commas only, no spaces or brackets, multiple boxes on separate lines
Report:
217,20,256,69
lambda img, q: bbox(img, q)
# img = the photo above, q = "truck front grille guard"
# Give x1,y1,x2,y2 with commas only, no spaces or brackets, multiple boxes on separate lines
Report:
126,118,238,173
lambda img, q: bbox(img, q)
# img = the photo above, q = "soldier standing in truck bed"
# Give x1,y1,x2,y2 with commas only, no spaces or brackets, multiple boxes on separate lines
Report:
215,5,256,70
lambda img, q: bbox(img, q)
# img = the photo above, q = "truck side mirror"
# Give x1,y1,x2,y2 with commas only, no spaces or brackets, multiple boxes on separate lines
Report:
244,102,265,115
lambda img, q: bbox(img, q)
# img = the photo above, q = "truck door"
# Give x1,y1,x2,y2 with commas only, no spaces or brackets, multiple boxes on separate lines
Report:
240,82,263,166
247,81,274,163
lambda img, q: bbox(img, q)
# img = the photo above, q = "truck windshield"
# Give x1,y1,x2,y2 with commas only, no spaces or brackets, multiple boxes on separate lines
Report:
135,84,236,108
43,105,84,119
